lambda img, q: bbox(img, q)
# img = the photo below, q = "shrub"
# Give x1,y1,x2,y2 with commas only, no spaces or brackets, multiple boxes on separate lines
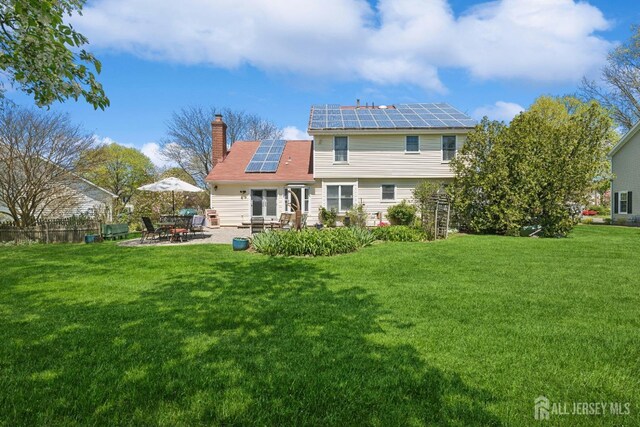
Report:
346,203,368,228
348,226,376,247
615,217,628,226
581,217,593,224
319,207,337,227
251,227,373,256
450,98,614,237
587,205,608,216
603,218,612,225
372,225,426,242
386,200,417,225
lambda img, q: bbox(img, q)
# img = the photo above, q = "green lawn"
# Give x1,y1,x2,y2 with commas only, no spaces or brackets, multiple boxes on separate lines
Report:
1,226,639,426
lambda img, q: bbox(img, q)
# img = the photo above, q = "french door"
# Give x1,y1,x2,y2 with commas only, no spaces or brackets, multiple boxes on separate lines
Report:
251,189,277,218
285,187,309,213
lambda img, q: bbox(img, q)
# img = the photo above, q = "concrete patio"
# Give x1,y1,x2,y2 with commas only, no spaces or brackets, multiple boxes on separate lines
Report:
119,227,251,247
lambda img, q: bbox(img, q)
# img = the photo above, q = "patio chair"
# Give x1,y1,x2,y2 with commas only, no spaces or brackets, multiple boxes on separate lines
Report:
251,216,265,234
190,215,206,238
272,213,292,230
170,216,191,242
141,217,165,242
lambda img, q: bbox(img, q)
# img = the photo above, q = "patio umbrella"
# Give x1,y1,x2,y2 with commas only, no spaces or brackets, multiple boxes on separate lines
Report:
137,177,204,214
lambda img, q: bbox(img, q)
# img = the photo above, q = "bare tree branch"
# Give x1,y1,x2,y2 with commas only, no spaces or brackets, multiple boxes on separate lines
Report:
0,103,94,226
160,106,282,186
579,25,640,131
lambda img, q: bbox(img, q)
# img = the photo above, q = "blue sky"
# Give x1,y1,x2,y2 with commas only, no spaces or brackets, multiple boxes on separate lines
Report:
7,0,640,166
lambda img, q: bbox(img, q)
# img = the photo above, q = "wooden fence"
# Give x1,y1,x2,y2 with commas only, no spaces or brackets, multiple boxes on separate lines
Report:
0,217,101,244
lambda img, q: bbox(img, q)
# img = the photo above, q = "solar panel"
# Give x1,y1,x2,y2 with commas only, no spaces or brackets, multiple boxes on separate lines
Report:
308,103,476,130
245,140,286,173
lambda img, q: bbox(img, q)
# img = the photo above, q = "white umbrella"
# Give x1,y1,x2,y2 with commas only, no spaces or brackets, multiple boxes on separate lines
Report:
137,177,204,214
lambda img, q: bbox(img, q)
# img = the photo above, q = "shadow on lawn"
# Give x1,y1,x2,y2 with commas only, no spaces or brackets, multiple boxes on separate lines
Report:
1,253,502,426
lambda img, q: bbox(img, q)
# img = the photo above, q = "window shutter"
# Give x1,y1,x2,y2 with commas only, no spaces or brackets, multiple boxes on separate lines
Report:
628,192,633,214
614,192,619,214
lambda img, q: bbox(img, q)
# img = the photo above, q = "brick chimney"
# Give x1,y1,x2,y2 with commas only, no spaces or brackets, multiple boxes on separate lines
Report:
211,114,227,168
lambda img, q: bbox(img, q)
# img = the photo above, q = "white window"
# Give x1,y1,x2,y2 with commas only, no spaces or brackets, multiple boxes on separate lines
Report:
327,185,353,211
334,136,348,162
620,192,628,214
405,135,419,153
381,184,395,201
442,135,456,161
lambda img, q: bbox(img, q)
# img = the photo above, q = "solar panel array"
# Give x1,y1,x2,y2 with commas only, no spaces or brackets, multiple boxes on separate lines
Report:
245,139,286,173
308,103,476,130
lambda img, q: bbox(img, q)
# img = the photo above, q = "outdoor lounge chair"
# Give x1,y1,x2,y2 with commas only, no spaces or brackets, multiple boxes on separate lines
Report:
251,216,265,234
141,216,165,242
190,215,206,237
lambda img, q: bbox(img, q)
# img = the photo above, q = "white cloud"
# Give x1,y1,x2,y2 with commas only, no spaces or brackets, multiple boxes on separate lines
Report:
141,142,173,168
472,101,524,122
281,126,311,140
92,135,118,146
75,0,613,91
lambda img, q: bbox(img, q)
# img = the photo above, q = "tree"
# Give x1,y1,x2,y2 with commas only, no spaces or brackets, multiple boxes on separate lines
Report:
160,106,282,186
451,96,614,237
0,104,94,226
78,143,155,214
0,0,108,109
580,25,640,131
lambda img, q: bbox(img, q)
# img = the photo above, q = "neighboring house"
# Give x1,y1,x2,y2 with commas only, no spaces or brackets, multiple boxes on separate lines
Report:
206,103,476,226
609,120,639,223
0,174,117,222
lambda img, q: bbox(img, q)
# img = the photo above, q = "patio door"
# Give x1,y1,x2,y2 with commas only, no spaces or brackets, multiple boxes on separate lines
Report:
285,187,309,213
251,189,277,219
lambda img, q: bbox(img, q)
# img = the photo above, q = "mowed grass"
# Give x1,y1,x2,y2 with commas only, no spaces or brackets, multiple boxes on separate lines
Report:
0,226,639,426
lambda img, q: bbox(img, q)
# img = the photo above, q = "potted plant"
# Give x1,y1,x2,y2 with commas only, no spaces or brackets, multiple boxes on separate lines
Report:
232,237,250,251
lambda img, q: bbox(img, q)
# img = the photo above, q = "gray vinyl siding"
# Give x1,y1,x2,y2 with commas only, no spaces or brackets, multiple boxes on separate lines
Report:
611,130,640,222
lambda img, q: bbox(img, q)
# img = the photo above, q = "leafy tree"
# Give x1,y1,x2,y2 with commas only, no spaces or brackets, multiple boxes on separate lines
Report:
0,104,94,226
580,25,640,131
160,106,282,186
0,0,108,109
451,96,614,237
78,143,155,214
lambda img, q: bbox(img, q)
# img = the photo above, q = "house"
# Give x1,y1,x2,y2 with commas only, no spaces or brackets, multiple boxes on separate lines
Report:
609,120,639,223
205,103,476,226
0,174,117,222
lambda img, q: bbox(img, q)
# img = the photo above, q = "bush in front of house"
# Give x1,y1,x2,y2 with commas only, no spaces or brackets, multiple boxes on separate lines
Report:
346,203,368,228
386,200,417,225
251,227,374,256
319,207,338,227
587,205,609,216
371,225,427,242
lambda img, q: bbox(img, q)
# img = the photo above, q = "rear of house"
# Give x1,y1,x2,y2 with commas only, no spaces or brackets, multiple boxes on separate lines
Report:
610,121,640,224
206,103,476,227
309,103,475,225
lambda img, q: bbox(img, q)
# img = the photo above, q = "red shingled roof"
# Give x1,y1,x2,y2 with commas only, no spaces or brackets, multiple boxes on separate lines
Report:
205,140,314,183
